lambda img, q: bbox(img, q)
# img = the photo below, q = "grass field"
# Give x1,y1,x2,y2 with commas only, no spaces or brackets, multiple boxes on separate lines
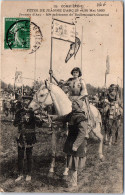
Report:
0,114,123,193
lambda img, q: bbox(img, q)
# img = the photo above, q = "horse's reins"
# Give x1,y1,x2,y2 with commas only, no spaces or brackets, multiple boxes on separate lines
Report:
32,85,54,125
31,82,56,126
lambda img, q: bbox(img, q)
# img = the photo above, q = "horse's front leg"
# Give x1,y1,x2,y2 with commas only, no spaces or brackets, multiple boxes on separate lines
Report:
103,118,108,143
49,127,56,173
63,155,70,176
63,123,70,176
103,123,107,143
93,122,104,160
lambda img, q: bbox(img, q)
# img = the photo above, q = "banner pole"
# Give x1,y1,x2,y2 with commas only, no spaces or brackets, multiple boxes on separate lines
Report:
13,75,15,92
34,51,36,82
74,18,76,60
81,26,83,73
49,18,53,83
105,72,107,88
50,37,53,83
14,67,17,93
22,84,23,96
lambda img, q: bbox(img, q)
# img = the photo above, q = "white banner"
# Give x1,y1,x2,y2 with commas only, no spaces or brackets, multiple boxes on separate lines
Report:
15,71,22,83
52,19,75,43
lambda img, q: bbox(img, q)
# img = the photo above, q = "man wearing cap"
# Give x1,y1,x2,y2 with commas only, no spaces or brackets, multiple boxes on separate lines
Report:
107,84,119,103
53,99,88,191
14,102,37,182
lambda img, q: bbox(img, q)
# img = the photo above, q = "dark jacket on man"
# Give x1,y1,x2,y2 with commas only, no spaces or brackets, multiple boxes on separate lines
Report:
14,108,36,146
56,111,87,157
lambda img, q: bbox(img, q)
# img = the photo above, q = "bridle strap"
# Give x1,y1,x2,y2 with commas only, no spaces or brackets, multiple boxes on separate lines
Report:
33,90,51,108
32,82,55,112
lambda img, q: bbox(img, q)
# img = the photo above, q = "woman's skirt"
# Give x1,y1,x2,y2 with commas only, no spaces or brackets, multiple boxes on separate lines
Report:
68,156,86,171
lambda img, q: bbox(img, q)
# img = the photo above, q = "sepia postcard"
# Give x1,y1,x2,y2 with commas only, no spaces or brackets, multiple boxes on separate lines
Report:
0,1,123,193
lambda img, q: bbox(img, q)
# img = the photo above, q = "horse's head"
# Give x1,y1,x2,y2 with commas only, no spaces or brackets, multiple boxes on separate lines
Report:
29,80,72,115
29,82,53,111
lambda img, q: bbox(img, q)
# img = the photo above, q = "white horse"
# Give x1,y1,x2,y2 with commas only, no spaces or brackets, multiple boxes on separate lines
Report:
29,81,104,175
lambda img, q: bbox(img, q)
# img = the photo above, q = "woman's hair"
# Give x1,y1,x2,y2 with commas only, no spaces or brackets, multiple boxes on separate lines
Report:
71,67,82,77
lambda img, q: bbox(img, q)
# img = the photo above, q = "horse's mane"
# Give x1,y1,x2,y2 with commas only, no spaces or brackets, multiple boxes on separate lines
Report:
49,83,72,116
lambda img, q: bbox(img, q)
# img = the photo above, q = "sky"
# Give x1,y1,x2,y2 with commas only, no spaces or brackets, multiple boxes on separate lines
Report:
1,1,123,88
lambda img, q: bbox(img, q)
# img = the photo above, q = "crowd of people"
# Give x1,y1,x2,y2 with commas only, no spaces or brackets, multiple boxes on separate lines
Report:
1,67,123,190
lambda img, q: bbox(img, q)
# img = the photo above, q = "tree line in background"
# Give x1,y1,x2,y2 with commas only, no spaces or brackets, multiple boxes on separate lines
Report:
1,80,123,98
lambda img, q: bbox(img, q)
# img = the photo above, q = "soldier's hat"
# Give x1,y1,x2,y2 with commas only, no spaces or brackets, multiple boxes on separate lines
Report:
71,67,82,77
109,84,118,90
108,84,118,92
109,84,117,88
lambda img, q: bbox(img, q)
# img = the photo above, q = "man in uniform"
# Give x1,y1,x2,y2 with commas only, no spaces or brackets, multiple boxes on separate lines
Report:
105,84,121,144
14,101,37,182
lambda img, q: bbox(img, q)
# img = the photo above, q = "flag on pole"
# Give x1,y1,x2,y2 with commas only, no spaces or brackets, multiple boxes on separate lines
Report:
52,19,75,43
65,37,81,63
106,55,110,74
15,71,22,83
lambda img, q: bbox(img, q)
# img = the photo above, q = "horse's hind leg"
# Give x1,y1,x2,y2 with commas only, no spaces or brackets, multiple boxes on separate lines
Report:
103,122,108,143
93,122,104,160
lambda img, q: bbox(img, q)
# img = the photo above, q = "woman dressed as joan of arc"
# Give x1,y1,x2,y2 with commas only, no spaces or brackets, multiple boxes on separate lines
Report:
64,67,88,101
51,67,95,129
59,67,95,129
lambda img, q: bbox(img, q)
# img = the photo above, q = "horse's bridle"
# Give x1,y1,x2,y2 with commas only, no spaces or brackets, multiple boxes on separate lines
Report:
32,88,51,110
